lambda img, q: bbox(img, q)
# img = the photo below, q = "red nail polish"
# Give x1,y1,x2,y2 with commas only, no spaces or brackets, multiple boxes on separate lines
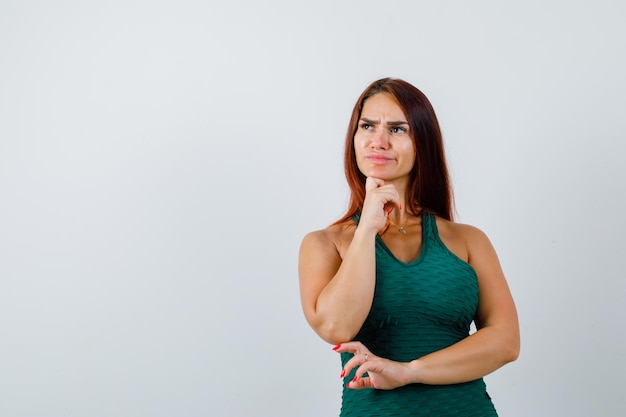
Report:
352,376,358,382
332,344,341,351
399,204,403,210
340,369,346,378
387,208,393,215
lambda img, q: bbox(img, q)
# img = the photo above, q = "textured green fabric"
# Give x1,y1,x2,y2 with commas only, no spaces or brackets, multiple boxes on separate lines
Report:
339,212,498,417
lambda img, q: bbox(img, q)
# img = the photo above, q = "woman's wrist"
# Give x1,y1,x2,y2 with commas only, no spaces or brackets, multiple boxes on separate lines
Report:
406,359,425,384
352,223,380,240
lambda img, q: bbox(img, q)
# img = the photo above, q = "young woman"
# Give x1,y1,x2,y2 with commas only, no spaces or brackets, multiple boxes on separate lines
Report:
298,78,519,416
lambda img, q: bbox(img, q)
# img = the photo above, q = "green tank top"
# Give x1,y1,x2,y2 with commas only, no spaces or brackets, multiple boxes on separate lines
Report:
339,212,498,417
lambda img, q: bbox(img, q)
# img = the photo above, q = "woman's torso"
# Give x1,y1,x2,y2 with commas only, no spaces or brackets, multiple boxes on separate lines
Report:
334,212,497,417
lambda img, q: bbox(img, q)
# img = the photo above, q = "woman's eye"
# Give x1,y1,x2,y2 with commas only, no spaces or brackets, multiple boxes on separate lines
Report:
391,127,406,134
360,123,372,130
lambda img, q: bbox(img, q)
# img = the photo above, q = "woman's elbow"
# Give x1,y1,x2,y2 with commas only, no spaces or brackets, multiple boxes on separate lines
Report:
313,318,359,346
502,330,521,364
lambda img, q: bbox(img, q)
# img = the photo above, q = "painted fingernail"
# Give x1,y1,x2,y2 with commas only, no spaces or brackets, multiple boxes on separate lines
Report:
387,208,393,215
352,376,358,382
399,204,403,210
332,344,341,351
340,369,346,378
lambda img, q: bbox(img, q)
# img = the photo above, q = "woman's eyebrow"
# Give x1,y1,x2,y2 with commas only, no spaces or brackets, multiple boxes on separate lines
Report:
386,120,409,126
360,118,409,126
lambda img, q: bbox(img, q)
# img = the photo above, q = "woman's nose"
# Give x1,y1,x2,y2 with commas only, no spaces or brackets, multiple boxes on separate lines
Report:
371,130,389,149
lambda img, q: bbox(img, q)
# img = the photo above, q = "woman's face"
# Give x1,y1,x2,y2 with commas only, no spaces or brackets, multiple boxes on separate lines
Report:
354,93,415,182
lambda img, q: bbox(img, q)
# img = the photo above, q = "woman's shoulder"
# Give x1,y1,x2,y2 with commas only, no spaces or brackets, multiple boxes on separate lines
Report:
433,215,493,260
300,221,356,255
434,215,489,241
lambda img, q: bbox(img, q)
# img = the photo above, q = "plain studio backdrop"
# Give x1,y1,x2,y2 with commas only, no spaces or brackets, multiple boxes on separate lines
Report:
1,1,624,416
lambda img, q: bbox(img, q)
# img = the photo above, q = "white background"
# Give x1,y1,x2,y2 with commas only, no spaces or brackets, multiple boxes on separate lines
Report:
1,1,625,416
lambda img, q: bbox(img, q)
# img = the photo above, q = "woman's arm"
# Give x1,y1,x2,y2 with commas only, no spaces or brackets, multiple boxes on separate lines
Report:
406,225,519,384
299,177,401,345
298,225,377,345
339,225,519,388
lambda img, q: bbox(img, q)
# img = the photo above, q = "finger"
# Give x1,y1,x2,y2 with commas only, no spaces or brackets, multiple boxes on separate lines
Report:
340,353,372,379
373,185,400,208
333,342,374,366
340,354,359,376
331,341,364,354
365,177,385,191
353,358,379,380
365,188,400,216
346,375,372,390
332,342,372,378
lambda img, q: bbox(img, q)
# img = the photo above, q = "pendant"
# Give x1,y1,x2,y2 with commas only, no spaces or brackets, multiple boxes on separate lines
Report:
399,226,407,235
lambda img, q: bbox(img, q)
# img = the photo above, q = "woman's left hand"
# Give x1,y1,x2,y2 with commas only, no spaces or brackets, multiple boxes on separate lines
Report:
334,341,414,390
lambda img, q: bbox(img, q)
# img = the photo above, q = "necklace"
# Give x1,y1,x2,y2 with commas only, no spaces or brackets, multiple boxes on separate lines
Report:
386,217,408,235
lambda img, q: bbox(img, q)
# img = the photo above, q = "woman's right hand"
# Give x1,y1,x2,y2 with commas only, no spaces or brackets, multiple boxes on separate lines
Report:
358,177,401,234
298,176,394,344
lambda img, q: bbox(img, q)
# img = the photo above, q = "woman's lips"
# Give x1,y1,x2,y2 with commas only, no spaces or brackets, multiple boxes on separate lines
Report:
366,154,394,164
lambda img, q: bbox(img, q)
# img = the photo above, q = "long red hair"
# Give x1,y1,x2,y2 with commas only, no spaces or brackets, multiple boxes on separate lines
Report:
335,78,454,224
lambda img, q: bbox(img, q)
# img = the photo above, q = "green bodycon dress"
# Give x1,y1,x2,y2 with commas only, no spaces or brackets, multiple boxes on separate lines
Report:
340,212,498,417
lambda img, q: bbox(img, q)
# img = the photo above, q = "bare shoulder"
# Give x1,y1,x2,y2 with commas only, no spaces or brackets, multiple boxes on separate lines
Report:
433,216,494,262
436,216,486,238
298,222,356,305
300,221,356,259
